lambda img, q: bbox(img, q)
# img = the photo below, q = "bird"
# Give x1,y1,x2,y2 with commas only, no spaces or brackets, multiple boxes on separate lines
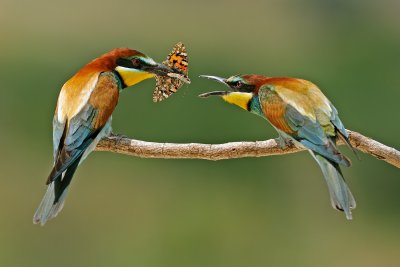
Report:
33,48,182,225
199,74,356,220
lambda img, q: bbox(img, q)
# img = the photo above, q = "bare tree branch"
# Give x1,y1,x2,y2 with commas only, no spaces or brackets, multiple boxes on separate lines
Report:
95,130,400,168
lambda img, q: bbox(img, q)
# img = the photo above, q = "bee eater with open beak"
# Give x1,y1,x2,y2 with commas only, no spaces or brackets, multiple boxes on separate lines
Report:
34,48,181,225
199,74,356,220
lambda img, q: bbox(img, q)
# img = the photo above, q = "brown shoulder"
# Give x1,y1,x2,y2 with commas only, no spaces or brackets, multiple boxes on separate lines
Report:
88,72,120,128
259,89,295,134
266,77,310,94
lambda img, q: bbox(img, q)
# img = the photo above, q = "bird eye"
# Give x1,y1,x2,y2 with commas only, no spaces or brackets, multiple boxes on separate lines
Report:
234,81,243,89
132,58,141,67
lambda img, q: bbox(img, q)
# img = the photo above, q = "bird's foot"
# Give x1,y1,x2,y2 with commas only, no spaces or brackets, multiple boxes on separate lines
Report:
275,136,294,149
111,132,128,142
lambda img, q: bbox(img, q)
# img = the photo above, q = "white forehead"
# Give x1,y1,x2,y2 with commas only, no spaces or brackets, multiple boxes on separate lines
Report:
226,76,242,83
141,57,156,65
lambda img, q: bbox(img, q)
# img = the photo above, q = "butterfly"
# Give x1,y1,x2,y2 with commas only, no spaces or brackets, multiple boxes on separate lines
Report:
153,42,190,102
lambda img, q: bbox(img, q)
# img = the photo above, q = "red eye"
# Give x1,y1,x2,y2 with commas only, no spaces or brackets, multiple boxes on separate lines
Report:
132,58,141,67
235,81,242,89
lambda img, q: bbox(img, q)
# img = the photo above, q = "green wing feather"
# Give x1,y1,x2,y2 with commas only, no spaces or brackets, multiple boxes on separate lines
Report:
259,84,350,166
284,104,351,166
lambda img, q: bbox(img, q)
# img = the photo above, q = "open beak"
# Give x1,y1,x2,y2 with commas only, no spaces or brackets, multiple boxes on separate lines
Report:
198,75,230,98
199,75,229,87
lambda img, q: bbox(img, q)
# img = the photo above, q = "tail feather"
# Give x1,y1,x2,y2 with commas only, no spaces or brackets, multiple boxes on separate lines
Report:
33,118,112,225
55,155,81,203
337,130,360,161
33,156,81,226
33,181,70,225
310,151,356,220
301,139,351,167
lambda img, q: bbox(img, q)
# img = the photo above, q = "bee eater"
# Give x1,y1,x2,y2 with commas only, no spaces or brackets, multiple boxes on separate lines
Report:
34,48,182,225
199,74,356,220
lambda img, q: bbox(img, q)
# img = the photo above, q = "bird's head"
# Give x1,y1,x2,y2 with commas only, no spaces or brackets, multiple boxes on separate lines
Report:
199,74,268,111
114,51,182,88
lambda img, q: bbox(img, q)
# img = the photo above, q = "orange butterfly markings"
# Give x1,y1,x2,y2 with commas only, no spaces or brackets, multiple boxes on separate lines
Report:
153,42,189,102
169,53,188,71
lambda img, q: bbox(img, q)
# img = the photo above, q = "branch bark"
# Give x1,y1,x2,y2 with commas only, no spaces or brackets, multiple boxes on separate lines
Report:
95,130,400,168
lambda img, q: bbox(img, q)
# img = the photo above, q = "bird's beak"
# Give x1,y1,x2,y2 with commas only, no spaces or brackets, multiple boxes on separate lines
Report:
198,91,228,98
146,63,190,83
198,75,230,98
199,75,230,87
145,63,176,76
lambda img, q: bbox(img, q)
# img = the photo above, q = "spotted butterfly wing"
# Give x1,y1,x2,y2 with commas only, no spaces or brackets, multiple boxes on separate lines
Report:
153,42,189,102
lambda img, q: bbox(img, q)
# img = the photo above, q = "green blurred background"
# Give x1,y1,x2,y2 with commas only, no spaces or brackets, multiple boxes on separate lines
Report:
1,0,399,266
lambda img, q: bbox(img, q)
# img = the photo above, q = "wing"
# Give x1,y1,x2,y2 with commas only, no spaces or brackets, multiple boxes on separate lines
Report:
284,104,350,166
48,72,120,185
308,85,356,154
153,42,188,102
328,103,346,136
52,106,67,162
259,83,350,166
258,87,295,134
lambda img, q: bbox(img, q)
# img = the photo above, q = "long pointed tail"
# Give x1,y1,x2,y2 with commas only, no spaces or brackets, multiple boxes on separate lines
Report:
32,181,70,225
33,155,81,226
310,151,356,220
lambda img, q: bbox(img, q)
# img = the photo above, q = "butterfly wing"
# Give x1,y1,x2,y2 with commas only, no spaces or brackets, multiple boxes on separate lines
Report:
153,42,189,102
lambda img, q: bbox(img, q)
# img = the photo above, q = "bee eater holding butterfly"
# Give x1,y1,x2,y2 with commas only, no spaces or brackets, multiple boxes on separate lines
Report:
199,74,356,220
34,48,183,225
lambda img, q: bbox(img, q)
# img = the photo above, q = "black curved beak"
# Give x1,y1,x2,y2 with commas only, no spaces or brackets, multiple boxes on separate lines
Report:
145,63,175,76
199,75,229,86
146,63,191,84
198,75,230,98
198,91,228,98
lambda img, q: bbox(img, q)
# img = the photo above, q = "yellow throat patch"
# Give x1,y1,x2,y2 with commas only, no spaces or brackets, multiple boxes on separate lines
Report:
115,66,155,87
222,92,253,110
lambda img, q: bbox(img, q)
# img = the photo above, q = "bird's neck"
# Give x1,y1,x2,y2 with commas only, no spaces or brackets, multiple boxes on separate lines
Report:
249,96,263,117
113,70,127,89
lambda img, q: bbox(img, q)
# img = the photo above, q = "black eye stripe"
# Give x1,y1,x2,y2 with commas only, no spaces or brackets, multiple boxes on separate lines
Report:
240,84,255,92
228,81,255,92
116,58,135,68
117,57,148,69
